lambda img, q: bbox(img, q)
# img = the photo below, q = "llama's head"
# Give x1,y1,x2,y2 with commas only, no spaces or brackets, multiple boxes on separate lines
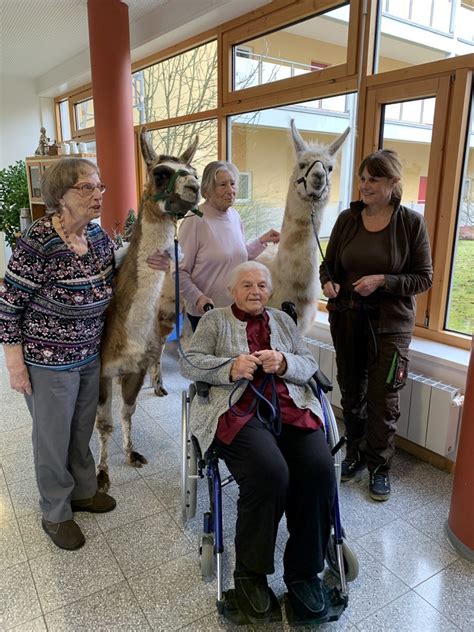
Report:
290,120,350,205
140,127,200,218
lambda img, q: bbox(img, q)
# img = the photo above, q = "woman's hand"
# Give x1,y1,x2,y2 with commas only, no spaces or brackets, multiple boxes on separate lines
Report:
146,250,170,272
8,364,32,395
253,349,286,375
322,281,340,298
353,274,385,296
196,295,214,314
230,354,261,381
259,229,280,245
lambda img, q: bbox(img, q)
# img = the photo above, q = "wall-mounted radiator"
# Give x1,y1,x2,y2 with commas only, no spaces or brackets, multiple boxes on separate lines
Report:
306,339,464,457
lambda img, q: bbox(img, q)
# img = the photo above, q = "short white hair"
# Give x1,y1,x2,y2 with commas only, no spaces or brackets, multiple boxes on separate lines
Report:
228,261,272,293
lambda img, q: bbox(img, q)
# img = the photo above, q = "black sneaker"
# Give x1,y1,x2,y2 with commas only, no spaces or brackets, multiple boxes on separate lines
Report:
369,471,391,501
341,456,366,481
286,576,328,621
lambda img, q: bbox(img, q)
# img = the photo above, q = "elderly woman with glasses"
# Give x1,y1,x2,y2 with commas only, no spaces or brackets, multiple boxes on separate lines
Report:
0,158,118,551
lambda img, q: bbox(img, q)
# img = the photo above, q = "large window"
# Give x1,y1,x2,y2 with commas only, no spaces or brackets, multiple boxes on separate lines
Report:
74,98,95,130
228,95,356,241
446,95,474,335
132,41,217,125
233,4,350,91
376,0,474,74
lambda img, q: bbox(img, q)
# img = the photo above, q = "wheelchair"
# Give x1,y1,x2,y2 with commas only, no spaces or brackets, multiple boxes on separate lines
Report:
181,367,359,625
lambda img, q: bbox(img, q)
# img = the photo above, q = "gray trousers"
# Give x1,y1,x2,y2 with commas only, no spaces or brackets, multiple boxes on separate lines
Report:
25,358,100,522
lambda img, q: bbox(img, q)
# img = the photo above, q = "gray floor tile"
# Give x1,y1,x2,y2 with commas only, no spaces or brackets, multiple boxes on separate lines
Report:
29,534,124,612
128,552,218,629
0,520,27,570
0,449,35,485
44,581,150,631
338,542,409,624
0,467,6,486
18,512,102,560
404,496,453,548
357,518,457,588
10,616,47,631
94,478,165,532
415,558,474,631
357,590,460,631
143,466,181,510
0,427,32,457
0,485,15,524
0,561,42,629
337,481,398,540
105,510,193,578
8,476,40,518
0,402,31,433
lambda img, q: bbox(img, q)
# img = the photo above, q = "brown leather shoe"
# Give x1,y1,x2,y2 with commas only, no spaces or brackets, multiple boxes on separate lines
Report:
71,491,116,513
42,518,85,550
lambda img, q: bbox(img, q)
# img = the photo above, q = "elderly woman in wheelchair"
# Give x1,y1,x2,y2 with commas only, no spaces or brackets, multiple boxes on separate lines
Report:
180,261,337,625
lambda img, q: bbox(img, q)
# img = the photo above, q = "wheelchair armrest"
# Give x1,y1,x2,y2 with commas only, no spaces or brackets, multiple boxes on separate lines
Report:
195,381,210,398
312,369,333,393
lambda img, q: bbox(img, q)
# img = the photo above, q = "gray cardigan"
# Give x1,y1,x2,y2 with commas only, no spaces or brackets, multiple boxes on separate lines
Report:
179,306,323,453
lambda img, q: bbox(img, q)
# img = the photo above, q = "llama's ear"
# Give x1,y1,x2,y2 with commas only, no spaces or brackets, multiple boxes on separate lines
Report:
328,127,350,156
290,119,308,154
140,127,159,168
180,136,199,164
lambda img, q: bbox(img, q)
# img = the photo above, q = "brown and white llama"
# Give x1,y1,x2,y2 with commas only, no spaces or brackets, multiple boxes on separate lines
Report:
96,128,200,492
259,120,350,334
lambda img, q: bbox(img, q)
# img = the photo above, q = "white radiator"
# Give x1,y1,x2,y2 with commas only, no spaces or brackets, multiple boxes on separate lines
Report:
305,339,464,457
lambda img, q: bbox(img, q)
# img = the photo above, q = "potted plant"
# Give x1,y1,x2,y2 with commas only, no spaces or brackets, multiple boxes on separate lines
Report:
0,160,30,247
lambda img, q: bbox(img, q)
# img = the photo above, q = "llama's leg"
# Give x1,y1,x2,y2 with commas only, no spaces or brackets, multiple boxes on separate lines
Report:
121,370,148,467
150,341,167,397
96,376,114,492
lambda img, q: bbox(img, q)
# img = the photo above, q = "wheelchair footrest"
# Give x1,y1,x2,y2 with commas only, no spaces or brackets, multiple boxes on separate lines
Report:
217,588,282,626
284,586,348,626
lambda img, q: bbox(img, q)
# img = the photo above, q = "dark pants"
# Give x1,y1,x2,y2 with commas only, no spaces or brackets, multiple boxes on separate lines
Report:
25,358,100,522
214,417,336,582
330,309,411,473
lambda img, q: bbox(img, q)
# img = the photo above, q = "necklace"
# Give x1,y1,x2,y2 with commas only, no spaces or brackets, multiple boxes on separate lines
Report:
55,212,112,299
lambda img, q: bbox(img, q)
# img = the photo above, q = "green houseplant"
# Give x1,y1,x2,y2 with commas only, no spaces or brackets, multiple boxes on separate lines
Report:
0,160,30,247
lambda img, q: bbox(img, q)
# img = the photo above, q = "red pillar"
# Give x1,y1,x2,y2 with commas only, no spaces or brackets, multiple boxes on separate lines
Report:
87,0,136,235
446,337,474,560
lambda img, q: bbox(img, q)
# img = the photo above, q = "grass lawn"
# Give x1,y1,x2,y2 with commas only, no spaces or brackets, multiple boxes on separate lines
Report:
446,239,474,336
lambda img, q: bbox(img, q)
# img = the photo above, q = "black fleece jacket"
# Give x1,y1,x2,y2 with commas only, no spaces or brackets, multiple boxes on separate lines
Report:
319,201,433,333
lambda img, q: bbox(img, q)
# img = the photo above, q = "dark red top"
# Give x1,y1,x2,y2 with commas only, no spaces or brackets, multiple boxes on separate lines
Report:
216,304,321,444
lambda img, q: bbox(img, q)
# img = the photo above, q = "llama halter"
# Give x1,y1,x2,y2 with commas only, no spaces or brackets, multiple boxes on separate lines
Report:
151,169,203,218
296,159,329,200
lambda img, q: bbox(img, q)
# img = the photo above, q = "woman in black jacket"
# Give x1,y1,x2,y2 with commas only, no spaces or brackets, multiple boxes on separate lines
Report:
320,149,432,501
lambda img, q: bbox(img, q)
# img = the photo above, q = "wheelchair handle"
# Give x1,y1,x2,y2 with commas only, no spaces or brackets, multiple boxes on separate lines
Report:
203,303,214,312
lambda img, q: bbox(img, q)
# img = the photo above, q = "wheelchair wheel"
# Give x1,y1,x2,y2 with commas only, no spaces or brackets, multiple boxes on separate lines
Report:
325,533,359,582
181,390,198,523
200,533,215,579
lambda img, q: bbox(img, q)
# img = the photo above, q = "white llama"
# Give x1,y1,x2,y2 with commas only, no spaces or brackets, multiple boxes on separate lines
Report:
96,128,200,492
259,120,350,334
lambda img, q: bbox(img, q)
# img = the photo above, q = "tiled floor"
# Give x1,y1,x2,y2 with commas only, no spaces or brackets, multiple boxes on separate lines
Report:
1,342,473,631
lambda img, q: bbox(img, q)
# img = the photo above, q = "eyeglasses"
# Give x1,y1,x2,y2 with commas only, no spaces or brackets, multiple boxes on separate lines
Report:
69,183,107,196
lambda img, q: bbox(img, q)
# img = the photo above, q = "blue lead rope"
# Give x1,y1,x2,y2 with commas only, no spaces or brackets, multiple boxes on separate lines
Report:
228,372,282,436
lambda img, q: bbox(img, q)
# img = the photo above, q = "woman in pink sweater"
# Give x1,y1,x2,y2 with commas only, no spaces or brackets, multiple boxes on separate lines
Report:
177,161,280,330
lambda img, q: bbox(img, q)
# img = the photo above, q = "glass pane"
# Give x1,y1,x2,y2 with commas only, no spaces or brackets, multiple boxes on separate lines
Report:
58,100,71,141
376,0,474,74
381,97,436,215
74,98,95,130
29,165,42,198
228,96,356,246
232,3,349,91
147,119,218,177
132,41,217,125
445,95,474,336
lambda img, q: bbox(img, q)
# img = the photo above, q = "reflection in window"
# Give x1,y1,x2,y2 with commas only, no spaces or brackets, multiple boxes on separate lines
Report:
233,4,349,91
446,96,474,336
58,100,71,141
376,0,473,74
74,98,94,130
148,120,218,176
132,41,217,125
381,97,435,215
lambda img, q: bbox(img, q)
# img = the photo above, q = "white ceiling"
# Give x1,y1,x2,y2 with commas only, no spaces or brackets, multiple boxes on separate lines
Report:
0,0,271,89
